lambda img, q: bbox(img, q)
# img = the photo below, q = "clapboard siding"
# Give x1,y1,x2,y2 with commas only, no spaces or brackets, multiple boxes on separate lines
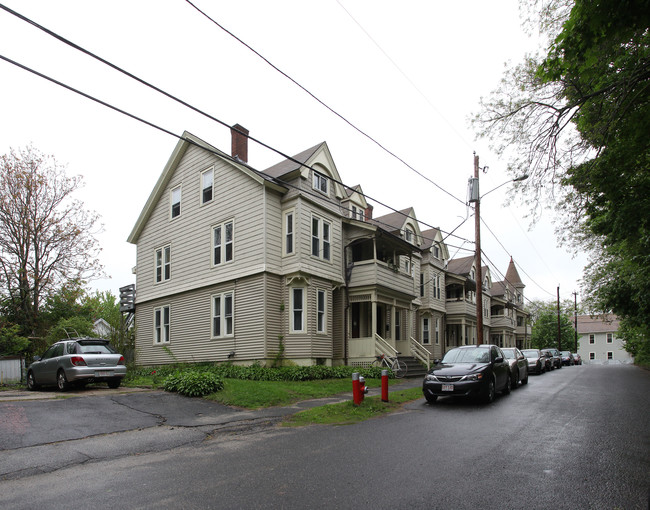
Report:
136,145,271,303
135,274,273,365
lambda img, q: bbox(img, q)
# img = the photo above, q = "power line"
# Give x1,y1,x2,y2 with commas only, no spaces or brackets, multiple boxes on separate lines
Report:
182,0,467,206
0,51,475,254
0,3,470,244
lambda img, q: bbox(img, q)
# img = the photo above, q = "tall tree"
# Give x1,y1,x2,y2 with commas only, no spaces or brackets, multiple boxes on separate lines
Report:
0,145,103,337
473,0,650,351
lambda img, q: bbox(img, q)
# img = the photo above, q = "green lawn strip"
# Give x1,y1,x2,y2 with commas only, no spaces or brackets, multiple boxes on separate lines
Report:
282,387,423,426
204,378,381,409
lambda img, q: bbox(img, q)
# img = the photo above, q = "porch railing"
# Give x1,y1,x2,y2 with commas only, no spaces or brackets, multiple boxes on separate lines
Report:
409,337,432,370
374,334,398,360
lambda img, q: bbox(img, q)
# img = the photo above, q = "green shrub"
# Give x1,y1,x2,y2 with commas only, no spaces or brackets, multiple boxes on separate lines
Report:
163,371,224,397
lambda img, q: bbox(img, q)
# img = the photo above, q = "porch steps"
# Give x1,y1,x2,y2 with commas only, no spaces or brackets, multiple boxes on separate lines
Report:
401,356,429,378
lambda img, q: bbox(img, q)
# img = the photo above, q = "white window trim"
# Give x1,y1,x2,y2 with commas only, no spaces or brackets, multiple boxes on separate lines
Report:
290,287,305,333
211,291,234,338
212,219,235,266
153,305,171,345
317,289,327,334
170,185,182,219
606,333,613,343
311,215,332,262
312,171,328,195
200,167,214,205
283,209,295,256
422,316,430,345
155,245,171,283
435,318,440,345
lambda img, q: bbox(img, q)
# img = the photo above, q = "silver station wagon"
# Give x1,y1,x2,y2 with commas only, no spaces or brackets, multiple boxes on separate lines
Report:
27,338,127,391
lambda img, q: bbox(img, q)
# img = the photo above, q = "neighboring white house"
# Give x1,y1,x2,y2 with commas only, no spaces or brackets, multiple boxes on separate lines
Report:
576,314,633,363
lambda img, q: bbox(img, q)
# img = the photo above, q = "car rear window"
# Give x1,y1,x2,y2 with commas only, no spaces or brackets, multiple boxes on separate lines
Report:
522,351,538,358
77,342,116,354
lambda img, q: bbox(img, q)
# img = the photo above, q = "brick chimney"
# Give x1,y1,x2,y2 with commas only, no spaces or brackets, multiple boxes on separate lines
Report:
364,204,373,220
230,124,249,163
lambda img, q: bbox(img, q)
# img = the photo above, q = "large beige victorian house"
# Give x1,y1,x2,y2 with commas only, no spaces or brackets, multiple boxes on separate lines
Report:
128,127,529,368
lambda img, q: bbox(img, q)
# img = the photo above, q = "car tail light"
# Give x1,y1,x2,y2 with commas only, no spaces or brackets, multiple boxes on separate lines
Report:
70,356,87,366
117,355,125,366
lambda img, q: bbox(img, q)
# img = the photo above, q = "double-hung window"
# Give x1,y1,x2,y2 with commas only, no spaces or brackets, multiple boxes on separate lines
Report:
171,186,181,218
317,290,326,333
291,287,304,333
154,305,170,344
422,317,430,344
313,171,328,194
155,245,171,283
606,333,613,343
213,221,234,265
284,210,294,255
589,334,595,344
420,273,425,297
311,216,331,261
212,292,234,337
201,168,213,204
435,318,440,345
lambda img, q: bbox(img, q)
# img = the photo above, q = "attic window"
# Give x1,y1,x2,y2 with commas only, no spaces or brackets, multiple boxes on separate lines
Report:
405,227,414,243
313,172,328,194
201,168,213,204
171,186,181,218
433,244,440,259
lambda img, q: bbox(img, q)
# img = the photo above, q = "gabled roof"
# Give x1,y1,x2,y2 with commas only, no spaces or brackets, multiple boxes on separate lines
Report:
447,256,475,277
263,142,324,178
371,207,414,232
577,314,620,334
127,131,286,244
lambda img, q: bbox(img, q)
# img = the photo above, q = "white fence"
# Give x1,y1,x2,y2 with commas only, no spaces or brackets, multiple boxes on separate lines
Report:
0,357,25,383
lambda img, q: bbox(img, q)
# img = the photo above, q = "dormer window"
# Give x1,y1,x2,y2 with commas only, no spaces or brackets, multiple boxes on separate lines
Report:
313,172,328,194
433,244,440,259
405,227,414,243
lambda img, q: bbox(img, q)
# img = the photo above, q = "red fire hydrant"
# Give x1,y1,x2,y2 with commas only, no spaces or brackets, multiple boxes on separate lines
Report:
352,372,368,405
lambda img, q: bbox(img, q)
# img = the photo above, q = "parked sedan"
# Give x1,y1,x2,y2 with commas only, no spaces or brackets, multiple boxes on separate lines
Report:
560,351,575,366
573,353,582,365
540,350,554,371
502,347,529,388
27,338,127,391
521,349,546,374
422,344,511,404
541,348,563,370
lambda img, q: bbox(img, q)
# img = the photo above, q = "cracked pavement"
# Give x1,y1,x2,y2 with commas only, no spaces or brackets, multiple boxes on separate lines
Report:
0,382,408,480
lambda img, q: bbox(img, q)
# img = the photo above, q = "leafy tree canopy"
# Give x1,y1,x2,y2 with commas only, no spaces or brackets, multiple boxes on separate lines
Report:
474,0,650,352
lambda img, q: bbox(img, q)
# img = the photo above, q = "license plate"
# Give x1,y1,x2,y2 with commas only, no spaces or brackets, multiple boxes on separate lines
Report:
442,384,454,392
95,370,113,377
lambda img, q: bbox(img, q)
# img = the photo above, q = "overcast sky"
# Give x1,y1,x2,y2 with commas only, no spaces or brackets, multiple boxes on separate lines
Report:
0,0,588,305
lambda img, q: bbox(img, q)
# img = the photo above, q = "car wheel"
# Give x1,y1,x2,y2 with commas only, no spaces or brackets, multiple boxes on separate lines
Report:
483,377,496,404
107,378,121,389
502,374,512,395
26,371,39,391
56,370,70,391
425,394,438,405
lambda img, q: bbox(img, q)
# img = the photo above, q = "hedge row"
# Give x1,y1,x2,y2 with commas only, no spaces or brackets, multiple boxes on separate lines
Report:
129,362,388,382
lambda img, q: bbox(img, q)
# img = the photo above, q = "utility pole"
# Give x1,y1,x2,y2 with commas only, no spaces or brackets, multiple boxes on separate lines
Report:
573,291,578,353
474,153,483,345
557,286,562,351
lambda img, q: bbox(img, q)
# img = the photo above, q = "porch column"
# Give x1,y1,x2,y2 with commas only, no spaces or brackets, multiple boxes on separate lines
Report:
371,299,377,339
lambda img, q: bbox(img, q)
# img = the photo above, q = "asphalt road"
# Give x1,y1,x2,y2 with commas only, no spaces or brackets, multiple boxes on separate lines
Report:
1,364,648,509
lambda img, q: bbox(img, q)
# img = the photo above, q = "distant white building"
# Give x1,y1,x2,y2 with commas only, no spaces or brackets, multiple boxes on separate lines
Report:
93,318,113,339
576,314,633,364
